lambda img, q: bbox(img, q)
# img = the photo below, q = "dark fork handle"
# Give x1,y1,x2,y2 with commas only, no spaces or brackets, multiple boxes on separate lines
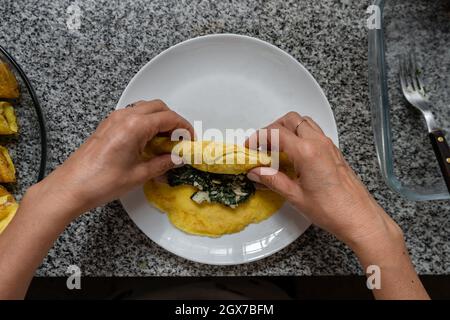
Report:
429,130,450,194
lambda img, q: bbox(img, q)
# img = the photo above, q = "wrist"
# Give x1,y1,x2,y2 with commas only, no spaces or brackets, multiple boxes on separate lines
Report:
335,194,402,250
25,178,84,224
347,211,405,267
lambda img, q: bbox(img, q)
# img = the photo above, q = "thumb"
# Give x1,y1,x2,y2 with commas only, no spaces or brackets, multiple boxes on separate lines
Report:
134,154,183,182
247,167,303,203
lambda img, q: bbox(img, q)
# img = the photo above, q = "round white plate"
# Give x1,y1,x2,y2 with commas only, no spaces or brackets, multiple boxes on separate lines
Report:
117,34,338,265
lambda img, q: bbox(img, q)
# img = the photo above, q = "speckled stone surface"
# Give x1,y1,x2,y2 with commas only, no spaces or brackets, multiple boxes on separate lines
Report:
0,0,448,276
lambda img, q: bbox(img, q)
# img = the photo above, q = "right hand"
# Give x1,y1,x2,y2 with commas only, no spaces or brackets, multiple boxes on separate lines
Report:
246,112,402,249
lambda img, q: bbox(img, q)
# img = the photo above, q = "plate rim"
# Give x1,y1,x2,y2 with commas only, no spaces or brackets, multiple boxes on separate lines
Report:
120,188,312,266
117,34,339,148
117,34,338,265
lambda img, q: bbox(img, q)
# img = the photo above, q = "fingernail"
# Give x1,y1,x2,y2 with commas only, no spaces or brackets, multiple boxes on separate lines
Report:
247,172,260,183
259,167,278,176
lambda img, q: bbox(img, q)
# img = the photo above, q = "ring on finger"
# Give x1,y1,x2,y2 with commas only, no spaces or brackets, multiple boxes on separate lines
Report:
295,119,308,136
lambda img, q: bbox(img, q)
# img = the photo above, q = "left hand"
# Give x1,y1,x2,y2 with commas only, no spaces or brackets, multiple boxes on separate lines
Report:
32,100,193,219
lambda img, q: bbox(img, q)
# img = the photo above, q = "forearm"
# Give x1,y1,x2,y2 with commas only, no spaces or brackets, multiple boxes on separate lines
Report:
0,182,78,299
350,215,429,300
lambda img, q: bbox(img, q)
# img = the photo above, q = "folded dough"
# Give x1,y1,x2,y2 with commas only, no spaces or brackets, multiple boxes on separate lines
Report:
144,137,294,237
146,136,294,176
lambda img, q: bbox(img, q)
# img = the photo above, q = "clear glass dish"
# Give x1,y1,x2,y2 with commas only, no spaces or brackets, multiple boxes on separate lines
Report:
369,0,450,201
0,45,47,200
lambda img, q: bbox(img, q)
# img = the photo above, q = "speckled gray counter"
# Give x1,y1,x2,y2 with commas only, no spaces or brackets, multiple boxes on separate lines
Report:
0,0,448,276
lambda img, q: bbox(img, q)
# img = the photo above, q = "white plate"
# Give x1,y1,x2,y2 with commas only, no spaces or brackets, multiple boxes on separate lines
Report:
117,34,338,265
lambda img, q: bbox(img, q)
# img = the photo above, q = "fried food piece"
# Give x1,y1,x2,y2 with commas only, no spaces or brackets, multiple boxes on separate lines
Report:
0,102,18,134
0,60,20,99
0,185,18,234
0,146,16,183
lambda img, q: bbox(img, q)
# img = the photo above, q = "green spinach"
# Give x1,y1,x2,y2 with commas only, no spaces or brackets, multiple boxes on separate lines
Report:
167,165,255,208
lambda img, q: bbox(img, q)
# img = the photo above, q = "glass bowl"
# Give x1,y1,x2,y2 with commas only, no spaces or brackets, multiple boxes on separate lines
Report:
369,0,450,201
0,45,47,200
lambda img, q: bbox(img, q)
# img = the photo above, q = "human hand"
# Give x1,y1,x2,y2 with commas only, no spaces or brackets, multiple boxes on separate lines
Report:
32,100,193,220
246,112,402,250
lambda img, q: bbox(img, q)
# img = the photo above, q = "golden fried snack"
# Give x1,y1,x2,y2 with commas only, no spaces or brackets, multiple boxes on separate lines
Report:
0,146,16,183
0,185,18,234
0,60,19,99
0,102,18,135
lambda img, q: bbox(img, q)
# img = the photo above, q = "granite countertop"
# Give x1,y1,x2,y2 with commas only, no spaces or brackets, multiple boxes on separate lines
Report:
0,0,448,276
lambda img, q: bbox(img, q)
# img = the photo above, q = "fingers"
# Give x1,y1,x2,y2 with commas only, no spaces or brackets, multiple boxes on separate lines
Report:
276,112,323,139
132,99,169,114
246,123,296,152
133,154,182,182
247,112,342,173
302,116,324,135
141,110,195,139
246,123,318,170
247,167,303,204
121,100,194,139
276,111,305,132
110,108,194,141
246,112,325,150
120,100,192,132
265,123,301,154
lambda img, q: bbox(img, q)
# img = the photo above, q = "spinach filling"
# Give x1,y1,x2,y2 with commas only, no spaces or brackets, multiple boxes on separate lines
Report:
167,165,255,208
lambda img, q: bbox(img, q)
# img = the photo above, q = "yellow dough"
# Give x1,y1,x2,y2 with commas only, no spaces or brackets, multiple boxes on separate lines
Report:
146,136,294,176
144,180,284,237
143,138,294,237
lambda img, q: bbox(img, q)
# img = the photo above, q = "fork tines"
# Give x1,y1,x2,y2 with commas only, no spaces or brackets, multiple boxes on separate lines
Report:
399,53,426,96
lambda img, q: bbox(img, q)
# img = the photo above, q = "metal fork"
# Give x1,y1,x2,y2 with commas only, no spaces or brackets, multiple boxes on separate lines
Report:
399,53,450,193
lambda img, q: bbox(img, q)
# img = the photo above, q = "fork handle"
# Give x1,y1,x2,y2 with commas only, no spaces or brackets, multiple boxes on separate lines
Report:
429,130,450,193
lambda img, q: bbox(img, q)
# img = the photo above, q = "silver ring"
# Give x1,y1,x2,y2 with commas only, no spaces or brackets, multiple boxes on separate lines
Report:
295,119,307,135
